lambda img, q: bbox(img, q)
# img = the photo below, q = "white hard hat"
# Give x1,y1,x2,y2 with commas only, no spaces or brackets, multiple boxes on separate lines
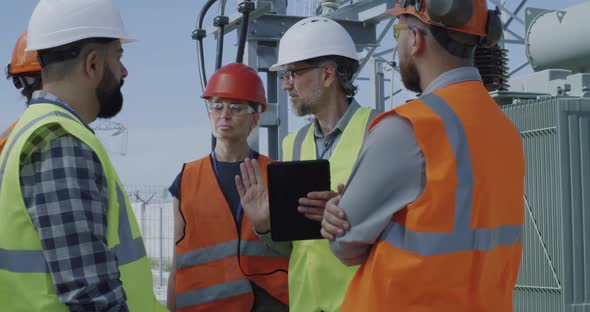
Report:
269,16,358,72
26,0,135,51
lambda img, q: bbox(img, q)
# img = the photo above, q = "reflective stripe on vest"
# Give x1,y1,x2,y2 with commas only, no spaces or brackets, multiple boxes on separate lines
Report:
0,183,146,272
378,93,523,255
176,240,279,270
0,112,146,272
290,109,379,161
291,123,312,161
176,279,252,309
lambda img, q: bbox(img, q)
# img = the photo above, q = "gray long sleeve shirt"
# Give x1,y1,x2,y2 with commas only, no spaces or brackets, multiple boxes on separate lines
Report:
330,67,482,266
330,115,425,265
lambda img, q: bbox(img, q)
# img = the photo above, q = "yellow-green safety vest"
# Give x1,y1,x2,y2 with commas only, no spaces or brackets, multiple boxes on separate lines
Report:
282,106,377,312
0,103,167,311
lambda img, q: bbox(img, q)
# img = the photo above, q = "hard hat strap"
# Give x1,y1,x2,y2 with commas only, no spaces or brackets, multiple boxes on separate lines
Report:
38,47,81,67
37,37,116,67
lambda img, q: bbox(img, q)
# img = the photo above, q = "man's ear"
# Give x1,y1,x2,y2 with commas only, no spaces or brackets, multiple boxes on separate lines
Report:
322,64,337,88
410,28,426,57
82,49,102,82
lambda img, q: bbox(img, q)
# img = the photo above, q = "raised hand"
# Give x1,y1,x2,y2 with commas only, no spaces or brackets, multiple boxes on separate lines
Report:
235,158,271,233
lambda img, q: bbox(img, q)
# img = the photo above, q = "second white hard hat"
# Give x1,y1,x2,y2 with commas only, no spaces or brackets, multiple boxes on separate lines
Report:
26,0,135,51
269,16,358,72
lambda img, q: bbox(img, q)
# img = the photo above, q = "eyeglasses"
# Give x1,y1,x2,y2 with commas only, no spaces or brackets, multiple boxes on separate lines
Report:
206,101,257,115
393,23,426,41
279,66,320,85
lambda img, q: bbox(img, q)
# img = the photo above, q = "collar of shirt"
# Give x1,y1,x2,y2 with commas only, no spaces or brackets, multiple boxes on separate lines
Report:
313,98,361,139
422,66,482,95
28,90,95,133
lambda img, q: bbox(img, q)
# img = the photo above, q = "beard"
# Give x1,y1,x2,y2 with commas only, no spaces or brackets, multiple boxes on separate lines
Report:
291,87,321,117
400,56,422,94
292,100,314,117
96,65,124,119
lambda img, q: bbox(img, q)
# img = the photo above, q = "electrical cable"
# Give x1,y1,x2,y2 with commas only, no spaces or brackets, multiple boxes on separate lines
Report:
236,0,255,63
215,0,229,70
193,0,219,92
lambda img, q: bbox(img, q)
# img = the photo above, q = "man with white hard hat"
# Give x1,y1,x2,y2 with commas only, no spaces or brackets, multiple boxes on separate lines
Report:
236,16,377,312
0,0,167,310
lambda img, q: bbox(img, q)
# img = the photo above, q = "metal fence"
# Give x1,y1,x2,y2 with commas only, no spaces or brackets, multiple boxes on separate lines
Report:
125,185,174,306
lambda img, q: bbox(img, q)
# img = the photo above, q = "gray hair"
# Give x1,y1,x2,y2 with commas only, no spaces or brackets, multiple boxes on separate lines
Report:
306,55,359,97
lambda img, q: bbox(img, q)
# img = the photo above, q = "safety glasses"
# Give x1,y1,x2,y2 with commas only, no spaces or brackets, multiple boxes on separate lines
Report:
393,23,426,41
279,65,321,85
206,101,257,115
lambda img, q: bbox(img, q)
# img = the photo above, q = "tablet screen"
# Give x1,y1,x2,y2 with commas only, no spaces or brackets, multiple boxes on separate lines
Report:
267,160,331,241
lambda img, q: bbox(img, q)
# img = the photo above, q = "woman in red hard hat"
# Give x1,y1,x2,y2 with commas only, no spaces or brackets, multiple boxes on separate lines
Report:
1,31,43,153
167,63,289,312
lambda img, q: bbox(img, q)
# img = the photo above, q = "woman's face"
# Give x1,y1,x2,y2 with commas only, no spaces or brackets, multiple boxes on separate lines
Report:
207,97,259,142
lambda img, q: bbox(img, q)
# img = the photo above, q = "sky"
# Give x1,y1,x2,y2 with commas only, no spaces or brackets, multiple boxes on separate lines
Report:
0,0,585,188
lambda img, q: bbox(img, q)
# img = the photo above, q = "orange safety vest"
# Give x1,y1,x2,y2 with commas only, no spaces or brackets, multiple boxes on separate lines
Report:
0,121,17,154
175,154,289,312
341,81,525,311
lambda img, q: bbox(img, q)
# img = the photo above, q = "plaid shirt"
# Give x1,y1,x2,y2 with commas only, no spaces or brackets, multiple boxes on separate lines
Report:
19,91,128,311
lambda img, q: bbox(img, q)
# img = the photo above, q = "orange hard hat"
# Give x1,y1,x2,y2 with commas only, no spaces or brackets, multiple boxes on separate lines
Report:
389,0,501,42
202,63,267,112
7,31,41,76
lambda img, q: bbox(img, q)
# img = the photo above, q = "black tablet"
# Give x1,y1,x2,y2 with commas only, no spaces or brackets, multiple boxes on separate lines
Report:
267,160,331,241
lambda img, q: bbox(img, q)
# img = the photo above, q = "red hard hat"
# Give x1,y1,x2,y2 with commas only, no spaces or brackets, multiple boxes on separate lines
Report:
8,31,41,76
202,63,267,112
389,0,490,37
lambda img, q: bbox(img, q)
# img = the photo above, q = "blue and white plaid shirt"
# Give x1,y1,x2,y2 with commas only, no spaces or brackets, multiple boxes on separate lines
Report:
19,91,128,311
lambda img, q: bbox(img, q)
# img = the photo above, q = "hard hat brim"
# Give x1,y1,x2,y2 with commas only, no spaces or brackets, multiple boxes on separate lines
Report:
268,62,286,72
25,35,136,52
387,6,404,16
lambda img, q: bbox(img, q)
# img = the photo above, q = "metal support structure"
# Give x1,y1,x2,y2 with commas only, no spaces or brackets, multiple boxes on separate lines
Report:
325,0,396,23
92,121,128,156
504,28,525,43
262,70,289,160
375,47,394,58
247,14,377,46
503,0,529,30
135,192,155,237
356,77,391,82
490,0,526,26
388,62,400,109
237,1,290,157
369,57,386,113
243,39,289,158
159,206,163,287
354,17,395,81
503,38,525,44
509,61,531,76
244,38,261,152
